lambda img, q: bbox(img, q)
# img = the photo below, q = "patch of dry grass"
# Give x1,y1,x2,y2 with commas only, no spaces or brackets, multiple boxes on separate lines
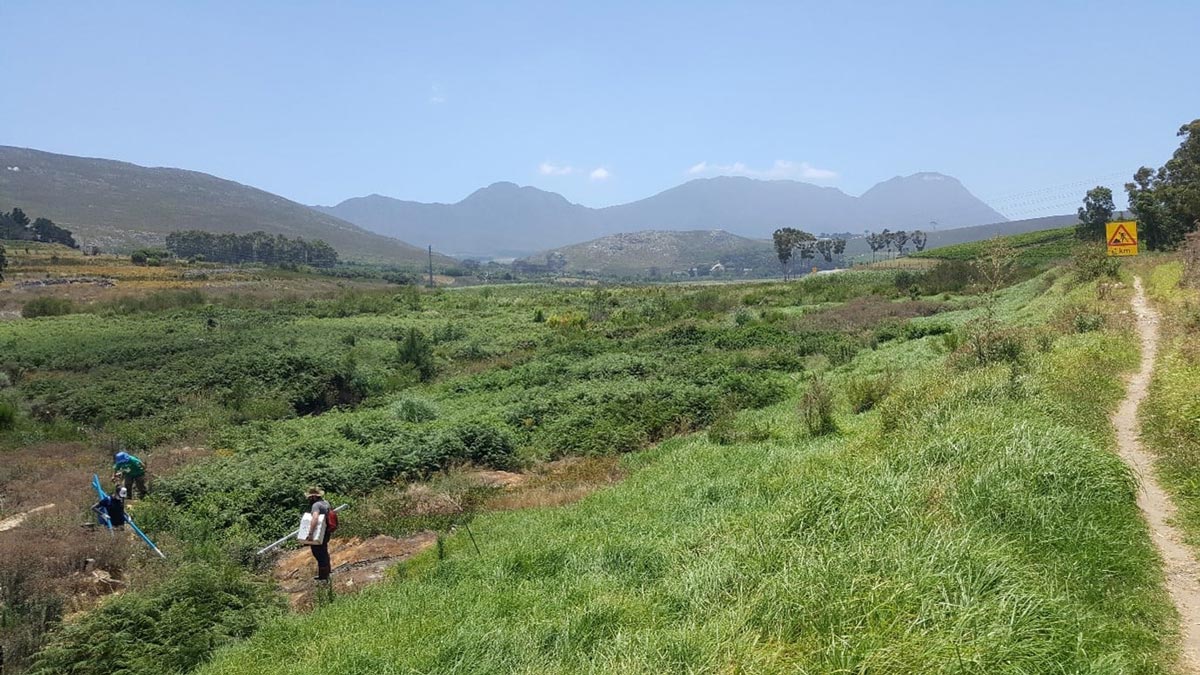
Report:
485,456,625,511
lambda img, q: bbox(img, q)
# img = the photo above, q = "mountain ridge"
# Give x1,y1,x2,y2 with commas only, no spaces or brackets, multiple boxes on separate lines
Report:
316,173,1007,256
0,146,451,265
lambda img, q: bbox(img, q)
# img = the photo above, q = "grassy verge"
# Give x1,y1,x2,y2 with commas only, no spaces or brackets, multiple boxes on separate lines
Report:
1141,261,1200,550
197,278,1175,674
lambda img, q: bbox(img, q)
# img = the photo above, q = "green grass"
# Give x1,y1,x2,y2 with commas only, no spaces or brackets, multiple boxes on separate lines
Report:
914,227,1076,266
197,287,1176,674
1141,260,1200,551
8,262,1185,673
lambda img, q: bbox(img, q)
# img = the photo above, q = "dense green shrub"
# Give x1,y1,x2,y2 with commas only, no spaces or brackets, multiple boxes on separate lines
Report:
21,297,74,318
396,327,436,381
391,396,438,423
0,399,16,430
914,260,981,294
1072,310,1105,333
432,420,519,470
31,563,282,675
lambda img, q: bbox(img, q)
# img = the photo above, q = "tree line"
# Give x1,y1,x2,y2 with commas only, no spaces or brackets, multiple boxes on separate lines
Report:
164,230,339,267
1077,119,1200,250
864,228,927,263
0,206,78,249
771,228,848,280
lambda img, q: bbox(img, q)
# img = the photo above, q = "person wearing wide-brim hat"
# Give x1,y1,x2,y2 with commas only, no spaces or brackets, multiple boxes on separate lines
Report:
303,486,333,581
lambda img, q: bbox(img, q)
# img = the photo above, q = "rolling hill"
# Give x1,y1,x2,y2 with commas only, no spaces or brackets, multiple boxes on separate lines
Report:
316,173,1007,257
520,215,1079,278
521,230,778,277
0,146,451,265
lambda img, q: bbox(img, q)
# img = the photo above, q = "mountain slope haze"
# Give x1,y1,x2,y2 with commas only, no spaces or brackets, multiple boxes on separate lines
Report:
318,173,1007,256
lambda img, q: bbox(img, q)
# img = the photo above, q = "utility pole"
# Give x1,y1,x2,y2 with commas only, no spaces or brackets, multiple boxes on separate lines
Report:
427,245,434,288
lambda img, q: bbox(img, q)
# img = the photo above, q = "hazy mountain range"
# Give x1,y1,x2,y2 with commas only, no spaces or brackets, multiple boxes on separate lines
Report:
316,173,1007,257
1,145,1016,266
0,146,451,265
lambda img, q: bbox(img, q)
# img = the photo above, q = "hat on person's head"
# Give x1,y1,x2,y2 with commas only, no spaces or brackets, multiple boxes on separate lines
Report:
118,487,128,498
305,486,325,499
115,451,130,462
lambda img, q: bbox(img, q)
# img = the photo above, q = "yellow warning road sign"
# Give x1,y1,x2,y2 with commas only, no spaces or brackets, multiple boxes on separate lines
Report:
1106,220,1138,257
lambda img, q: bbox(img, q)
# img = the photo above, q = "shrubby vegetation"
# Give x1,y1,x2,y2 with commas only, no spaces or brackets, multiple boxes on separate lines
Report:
21,296,75,318
31,563,282,675
199,266,1175,674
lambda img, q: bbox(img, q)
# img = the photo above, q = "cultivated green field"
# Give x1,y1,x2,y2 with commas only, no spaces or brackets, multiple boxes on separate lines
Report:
911,227,1076,267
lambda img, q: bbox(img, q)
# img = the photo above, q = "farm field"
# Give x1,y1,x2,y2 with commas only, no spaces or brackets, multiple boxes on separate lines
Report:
0,238,1193,673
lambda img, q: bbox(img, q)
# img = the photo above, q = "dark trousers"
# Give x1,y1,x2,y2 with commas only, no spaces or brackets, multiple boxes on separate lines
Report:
310,535,331,580
123,474,148,499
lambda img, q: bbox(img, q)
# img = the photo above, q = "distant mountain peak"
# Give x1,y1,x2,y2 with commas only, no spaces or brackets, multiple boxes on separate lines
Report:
321,171,1003,256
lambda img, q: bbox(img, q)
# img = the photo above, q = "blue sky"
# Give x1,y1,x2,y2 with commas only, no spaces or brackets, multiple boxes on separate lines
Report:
2,1,1197,217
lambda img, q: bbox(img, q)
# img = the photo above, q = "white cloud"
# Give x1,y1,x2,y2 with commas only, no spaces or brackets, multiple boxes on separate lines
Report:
589,167,610,181
539,161,575,176
429,84,446,104
687,159,838,181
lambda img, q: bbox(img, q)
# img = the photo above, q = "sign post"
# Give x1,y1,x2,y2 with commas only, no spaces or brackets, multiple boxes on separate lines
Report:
1106,220,1139,257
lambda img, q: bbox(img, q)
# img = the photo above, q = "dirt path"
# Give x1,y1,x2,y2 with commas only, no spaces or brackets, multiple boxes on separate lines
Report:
1119,277,1200,670
0,503,56,531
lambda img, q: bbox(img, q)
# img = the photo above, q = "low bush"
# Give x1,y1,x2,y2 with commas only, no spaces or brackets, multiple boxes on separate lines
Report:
1071,245,1121,281
31,563,282,675
103,289,205,314
846,371,895,413
1072,310,1105,333
960,320,1027,367
799,375,837,436
390,396,438,423
0,398,17,430
22,296,75,318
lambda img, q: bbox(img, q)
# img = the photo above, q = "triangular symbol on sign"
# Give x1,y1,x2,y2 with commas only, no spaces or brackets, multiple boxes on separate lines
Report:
1108,224,1136,246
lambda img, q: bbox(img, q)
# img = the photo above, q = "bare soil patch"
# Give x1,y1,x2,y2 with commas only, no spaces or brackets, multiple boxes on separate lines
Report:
272,533,437,611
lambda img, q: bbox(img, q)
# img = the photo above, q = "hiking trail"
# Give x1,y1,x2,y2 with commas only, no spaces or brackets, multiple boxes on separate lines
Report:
1120,276,1200,671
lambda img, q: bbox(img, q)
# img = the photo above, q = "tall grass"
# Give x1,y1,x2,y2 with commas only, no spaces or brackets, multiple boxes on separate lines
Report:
1142,260,1200,549
199,303,1174,674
